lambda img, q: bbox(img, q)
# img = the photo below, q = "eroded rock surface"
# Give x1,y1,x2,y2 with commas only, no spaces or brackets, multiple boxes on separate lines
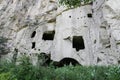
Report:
0,0,120,65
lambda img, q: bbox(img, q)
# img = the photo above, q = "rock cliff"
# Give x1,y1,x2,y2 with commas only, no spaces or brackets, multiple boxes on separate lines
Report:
0,0,120,65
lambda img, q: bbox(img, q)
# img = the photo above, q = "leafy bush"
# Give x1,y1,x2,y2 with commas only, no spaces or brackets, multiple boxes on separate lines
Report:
59,0,94,8
107,66,120,80
0,55,120,80
0,36,10,55
0,72,15,80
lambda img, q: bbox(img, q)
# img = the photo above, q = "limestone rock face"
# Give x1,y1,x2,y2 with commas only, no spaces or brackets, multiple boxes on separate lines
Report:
0,0,120,65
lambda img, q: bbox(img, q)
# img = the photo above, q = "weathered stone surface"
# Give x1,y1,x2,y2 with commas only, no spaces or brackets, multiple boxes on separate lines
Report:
0,0,120,65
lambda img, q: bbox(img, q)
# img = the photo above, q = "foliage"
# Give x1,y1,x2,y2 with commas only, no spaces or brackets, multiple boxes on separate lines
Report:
0,55,120,80
37,53,51,66
59,0,94,8
0,72,14,80
0,36,10,55
107,66,120,80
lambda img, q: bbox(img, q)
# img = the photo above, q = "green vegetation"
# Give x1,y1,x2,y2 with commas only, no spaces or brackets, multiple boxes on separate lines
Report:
59,0,94,8
0,36,10,56
0,55,120,80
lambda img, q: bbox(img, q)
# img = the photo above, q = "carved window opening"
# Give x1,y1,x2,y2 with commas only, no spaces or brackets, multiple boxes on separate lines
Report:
32,42,35,49
87,13,92,18
72,36,85,51
97,57,102,63
31,31,36,38
69,16,71,18
118,60,120,64
42,31,55,40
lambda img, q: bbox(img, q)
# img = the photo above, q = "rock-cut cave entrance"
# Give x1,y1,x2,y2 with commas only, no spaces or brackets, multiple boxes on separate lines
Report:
53,58,80,67
32,42,35,49
31,31,36,38
42,31,55,40
72,36,85,51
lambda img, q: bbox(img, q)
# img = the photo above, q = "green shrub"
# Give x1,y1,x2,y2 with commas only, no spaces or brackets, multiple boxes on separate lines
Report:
0,55,120,80
107,66,120,80
90,66,108,80
0,60,15,73
0,72,13,80
0,36,10,55
0,72,10,80
59,0,94,8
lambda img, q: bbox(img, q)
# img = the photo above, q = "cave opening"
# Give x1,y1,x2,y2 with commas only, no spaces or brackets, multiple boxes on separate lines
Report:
72,36,85,51
42,31,55,40
97,57,102,63
87,13,92,18
53,58,80,67
118,60,120,64
31,31,36,38
32,42,35,49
